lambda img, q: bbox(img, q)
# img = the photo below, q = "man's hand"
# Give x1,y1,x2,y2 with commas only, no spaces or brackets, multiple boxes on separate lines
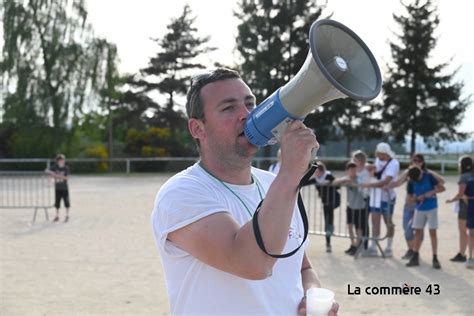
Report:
297,295,339,316
279,121,319,182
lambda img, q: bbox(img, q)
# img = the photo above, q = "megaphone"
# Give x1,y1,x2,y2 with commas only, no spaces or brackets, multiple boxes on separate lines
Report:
244,19,382,147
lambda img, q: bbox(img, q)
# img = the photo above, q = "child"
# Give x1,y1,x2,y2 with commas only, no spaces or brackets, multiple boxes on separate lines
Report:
335,162,368,255
308,162,340,253
464,178,474,269
351,150,371,250
391,154,444,260
446,156,473,262
406,166,445,269
45,154,71,222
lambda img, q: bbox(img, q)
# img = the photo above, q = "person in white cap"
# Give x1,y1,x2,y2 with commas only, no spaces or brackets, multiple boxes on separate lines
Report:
361,142,400,257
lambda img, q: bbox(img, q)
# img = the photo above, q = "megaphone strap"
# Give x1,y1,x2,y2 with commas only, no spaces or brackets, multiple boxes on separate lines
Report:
252,164,317,258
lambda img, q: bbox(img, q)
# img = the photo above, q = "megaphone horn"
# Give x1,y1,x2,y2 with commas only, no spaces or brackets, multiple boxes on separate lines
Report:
244,19,382,147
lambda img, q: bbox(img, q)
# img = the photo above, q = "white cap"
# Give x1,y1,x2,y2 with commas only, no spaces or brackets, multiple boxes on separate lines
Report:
375,142,395,158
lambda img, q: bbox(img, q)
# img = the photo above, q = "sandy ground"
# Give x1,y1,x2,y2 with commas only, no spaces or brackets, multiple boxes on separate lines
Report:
1,173,473,316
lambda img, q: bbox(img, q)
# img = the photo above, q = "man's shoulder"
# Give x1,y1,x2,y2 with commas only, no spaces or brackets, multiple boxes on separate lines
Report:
159,164,205,192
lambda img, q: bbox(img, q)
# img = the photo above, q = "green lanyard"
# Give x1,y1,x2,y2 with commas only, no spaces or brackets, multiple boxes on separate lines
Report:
199,162,264,217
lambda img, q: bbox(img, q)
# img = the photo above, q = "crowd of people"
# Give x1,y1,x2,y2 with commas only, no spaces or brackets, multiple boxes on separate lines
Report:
270,143,474,270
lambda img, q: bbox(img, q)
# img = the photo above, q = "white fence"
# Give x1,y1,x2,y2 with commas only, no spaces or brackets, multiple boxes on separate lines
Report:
0,156,459,174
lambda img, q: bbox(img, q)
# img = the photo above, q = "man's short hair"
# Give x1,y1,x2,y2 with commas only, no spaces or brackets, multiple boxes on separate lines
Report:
408,166,421,181
56,154,65,161
346,161,357,170
186,68,241,121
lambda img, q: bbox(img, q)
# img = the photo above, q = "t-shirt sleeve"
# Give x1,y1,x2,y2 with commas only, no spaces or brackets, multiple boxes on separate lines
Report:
151,179,231,257
458,173,470,185
429,173,438,187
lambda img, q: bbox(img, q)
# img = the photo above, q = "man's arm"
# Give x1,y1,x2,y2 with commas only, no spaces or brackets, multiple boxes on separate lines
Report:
298,252,338,316
427,169,445,185
390,169,408,188
361,175,393,189
301,252,321,291
168,121,317,280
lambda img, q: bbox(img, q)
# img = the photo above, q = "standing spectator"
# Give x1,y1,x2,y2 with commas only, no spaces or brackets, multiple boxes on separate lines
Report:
352,150,371,251
405,166,445,269
446,156,474,263
268,149,282,175
334,162,368,255
361,142,400,257
391,154,444,260
303,162,340,253
464,177,474,269
45,154,71,222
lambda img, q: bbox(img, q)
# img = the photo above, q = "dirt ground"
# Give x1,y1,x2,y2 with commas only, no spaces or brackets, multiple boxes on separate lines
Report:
1,173,473,315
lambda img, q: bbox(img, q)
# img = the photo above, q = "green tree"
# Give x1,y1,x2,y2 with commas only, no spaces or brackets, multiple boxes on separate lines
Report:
1,0,116,156
383,0,470,154
235,0,326,101
129,4,214,156
305,99,383,157
235,0,353,155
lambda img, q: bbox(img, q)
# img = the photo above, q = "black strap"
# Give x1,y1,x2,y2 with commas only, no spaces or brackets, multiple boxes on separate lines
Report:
252,164,317,258
375,158,392,179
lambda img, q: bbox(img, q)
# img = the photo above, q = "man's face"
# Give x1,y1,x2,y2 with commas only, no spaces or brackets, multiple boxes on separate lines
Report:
376,152,390,161
193,78,258,161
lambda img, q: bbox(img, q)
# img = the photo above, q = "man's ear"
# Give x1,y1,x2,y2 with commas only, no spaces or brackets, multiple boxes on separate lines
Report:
188,118,205,140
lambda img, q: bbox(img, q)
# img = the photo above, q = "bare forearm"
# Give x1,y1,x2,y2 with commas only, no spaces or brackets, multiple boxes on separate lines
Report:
302,267,321,292
232,171,300,272
301,253,321,292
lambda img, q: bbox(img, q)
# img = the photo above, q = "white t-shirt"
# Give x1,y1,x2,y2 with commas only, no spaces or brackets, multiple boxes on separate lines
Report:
268,162,281,175
375,158,400,201
151,163,307,315
356,167,371,198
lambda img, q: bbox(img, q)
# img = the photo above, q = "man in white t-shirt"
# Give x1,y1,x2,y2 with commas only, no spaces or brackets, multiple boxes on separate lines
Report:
151,68,338,315
361,142,400,257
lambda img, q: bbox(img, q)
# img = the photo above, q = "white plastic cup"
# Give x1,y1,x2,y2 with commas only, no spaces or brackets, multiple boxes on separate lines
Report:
306,288,335,316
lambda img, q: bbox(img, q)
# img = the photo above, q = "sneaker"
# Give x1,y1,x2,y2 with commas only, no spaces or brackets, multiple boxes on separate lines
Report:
345,245,355,254
449,253,467,262
64,216,69,223
348,246,358,256
384,248,393,258
466,259,474,269
406,254,419,267
52,216,59,222
432,258,441,270
402,249,414,260
326,245,332,253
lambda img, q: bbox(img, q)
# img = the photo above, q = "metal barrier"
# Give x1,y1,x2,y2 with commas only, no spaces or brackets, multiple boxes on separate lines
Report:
0,171,54,222
301,183,393,259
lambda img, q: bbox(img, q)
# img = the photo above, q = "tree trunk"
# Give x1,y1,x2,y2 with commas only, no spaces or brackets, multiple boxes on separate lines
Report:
410,129,416,156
